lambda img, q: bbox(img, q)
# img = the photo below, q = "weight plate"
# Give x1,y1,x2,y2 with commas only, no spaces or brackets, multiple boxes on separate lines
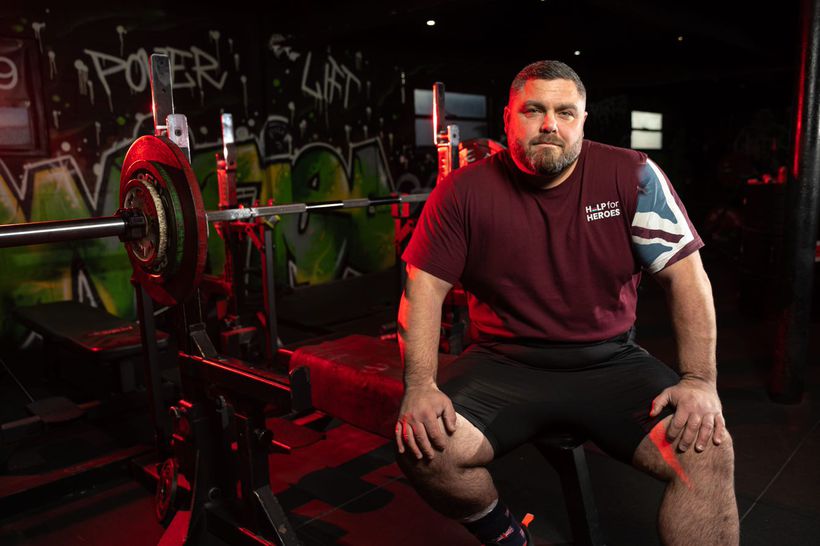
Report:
122,178,167,268
155,457,179,524
120,135,207,306
151,162,187,276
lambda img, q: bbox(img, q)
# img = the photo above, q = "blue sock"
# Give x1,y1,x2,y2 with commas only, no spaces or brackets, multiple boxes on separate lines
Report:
462,501,528,545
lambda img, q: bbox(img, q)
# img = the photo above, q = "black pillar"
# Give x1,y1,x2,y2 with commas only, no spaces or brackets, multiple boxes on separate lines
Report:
771,0,820,402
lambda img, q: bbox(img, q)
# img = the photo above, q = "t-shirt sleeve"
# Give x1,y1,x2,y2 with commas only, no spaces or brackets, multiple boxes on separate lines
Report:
401,176,467,284
630,158,704,273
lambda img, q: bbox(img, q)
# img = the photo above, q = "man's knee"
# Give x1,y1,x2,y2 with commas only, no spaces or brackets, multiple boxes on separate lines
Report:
635,419,735,485
394,432,471,477
395,444,452,481
665,430,735,489
395,413,494,480
687,430,734,478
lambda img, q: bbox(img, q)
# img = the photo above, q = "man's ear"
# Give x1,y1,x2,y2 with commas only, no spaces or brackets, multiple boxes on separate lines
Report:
503,106,510,132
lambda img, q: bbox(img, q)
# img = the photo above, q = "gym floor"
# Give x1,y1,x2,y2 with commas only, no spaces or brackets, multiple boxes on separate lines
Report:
1,247,818,545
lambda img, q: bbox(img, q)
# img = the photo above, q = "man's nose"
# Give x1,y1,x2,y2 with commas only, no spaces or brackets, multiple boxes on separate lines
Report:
540,113,558,133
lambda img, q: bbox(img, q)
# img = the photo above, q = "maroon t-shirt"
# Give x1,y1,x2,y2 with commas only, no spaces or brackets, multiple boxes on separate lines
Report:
403,140,703,343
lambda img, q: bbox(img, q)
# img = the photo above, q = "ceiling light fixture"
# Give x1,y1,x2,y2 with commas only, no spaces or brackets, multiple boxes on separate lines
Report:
574,50,581,56
427,19,436,26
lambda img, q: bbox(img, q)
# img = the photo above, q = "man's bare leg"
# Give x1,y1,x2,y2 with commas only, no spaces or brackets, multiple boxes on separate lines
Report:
633,415,739,545
396,413,496,518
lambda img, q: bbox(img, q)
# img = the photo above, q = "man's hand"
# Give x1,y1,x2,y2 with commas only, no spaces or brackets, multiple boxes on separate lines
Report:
396,385,458,460
650,376,727,453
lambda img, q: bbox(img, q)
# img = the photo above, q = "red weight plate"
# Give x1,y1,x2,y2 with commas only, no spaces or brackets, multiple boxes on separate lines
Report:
120,135,207,306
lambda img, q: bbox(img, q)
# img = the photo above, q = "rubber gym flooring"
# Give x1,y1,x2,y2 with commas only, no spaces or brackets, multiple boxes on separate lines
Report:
1,248,818,545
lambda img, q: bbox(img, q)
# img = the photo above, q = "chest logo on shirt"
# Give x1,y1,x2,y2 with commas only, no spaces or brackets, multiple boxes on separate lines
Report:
585,200,621,222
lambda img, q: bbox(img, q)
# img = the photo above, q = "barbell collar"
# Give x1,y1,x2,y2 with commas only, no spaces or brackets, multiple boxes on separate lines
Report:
117,208,149,242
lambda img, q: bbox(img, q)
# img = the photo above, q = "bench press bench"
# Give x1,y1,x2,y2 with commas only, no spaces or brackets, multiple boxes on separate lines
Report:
287,334,605,545
15,300,170,397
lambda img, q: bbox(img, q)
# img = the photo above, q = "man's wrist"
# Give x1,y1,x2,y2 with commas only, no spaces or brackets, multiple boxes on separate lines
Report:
404,378,438,391
680,372,717,387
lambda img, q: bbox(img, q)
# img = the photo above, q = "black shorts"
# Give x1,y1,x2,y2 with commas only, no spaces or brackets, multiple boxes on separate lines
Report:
439,330,679,464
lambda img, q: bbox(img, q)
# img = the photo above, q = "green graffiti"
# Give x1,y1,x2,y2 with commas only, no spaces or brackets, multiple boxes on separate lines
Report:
0,172,24,226
283,142,395,284
0,136,397,345
348,144,395,272
0,156,134,343
17,163,97,324
284,145,353,283
91,147,136,317
191,139,395,286
0,169,30,341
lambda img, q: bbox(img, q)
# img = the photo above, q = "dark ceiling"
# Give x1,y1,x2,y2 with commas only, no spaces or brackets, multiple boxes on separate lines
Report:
264,0,801,93
3,0,804,96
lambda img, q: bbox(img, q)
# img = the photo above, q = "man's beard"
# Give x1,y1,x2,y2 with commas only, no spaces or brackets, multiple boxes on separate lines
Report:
511,134,583,176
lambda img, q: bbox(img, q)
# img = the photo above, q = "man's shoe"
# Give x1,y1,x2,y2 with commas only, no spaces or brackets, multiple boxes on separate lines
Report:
521,513,535,545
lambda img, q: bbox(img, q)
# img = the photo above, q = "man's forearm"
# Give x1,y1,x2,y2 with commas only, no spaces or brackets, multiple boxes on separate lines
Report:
652,254,727,452
664,264,718,384
398,290,443,389
397,268,452,390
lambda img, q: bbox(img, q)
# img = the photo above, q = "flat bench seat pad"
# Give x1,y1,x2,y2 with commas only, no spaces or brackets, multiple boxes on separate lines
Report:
289,335,457,438
15,301,169,358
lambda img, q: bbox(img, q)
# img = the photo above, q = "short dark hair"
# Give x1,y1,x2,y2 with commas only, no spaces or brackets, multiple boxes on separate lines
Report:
509,60,587,102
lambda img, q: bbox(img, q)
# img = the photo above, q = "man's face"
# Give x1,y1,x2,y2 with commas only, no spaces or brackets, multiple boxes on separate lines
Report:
504,78,587,177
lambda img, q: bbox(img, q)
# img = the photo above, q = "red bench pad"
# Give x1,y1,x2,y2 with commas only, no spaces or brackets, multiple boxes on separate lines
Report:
289,335,458,439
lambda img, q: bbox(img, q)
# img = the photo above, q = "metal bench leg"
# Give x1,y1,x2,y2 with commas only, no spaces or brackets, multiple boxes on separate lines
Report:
535,440,605,546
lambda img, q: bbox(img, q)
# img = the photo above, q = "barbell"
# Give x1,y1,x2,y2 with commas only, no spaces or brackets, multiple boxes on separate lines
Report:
0,135,429,306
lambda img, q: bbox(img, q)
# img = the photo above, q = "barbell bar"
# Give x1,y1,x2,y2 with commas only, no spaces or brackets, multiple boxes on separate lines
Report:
204,193,429,223
0,215,133,247
0,135,429,306
0,191,429,245
0,193,430,242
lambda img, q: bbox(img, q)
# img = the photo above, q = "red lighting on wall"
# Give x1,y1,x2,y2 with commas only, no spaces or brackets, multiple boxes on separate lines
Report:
746,166,788,186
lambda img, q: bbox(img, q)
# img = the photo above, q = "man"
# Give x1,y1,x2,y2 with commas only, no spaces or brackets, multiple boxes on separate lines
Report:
395,60,739,546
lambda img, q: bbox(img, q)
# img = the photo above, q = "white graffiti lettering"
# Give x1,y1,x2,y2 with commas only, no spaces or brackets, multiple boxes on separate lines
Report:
83,45,228,112
47,50,57,79
75,59,89,96
190,46,227,90
31,22,45,53
300,52,361,109
240,75,248,117
0,56,19,91
156,46,196,90
83,48,148,111
116,26,127,57
268,34,300,61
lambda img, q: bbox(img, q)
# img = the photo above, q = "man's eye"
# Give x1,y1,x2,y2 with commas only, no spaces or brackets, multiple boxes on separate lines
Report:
559,111,575,119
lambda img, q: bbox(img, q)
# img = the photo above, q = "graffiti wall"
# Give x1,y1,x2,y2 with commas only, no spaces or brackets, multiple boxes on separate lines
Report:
0,7,422,345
